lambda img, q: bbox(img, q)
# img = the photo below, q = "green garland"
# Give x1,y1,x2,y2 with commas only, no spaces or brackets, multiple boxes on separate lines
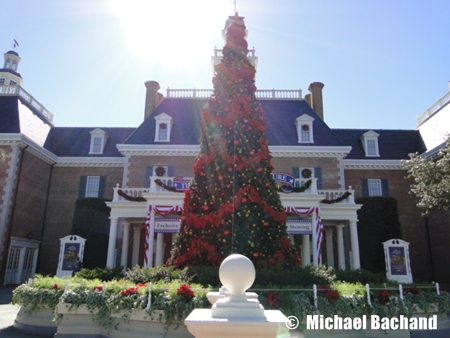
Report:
320,191,352,204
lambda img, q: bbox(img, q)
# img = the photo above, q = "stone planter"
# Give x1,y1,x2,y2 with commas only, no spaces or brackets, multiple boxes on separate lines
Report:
55,304,194,338
14,306,57,337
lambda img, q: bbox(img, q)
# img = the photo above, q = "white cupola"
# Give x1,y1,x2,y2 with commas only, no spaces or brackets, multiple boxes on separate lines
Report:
0,50,23,86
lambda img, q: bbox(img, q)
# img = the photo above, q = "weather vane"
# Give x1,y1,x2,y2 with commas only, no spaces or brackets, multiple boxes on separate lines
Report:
11,38,19,50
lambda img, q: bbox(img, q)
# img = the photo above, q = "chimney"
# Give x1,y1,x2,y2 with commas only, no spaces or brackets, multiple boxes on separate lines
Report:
308,82,325,120
144,81,162,120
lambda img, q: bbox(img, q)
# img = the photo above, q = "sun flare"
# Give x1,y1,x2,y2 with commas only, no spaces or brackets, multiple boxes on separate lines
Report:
110,0,233,69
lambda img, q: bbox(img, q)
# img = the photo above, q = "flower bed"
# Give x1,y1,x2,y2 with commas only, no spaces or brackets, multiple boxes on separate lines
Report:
12,275,450,337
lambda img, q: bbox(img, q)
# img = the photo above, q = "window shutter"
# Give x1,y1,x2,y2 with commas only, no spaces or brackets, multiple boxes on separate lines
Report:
314,167,323,190
98,176,106,198
361,179,369,197
145,166,153,187
78,176,87,198
381,179,389,197
168,166,175,177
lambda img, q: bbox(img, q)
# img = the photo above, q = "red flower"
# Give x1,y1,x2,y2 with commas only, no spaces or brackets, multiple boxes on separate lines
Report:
404,286,420,295
267,291,282,308
325,290,339,304
53,284,59,290
177,284,194,301
94,286,103,292
120,287,138,296
377,289,390,306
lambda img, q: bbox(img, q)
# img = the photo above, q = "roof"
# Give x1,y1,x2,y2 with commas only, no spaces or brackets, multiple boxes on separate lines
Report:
0,96,20,133
124,98,345,147
332,129,426,160
44,127,135,157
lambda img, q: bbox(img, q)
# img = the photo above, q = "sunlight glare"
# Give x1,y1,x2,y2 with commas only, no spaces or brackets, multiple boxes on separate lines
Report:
110,0,232,69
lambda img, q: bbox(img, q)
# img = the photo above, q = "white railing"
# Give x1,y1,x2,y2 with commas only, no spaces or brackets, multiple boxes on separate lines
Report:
0,85,54,123
112,185,150,202
417,90,450,125
113,179,354,204
319,188,355,204
166,88,302,100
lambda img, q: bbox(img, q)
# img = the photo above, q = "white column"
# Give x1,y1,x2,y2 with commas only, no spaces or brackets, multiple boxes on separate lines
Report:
132,226,141,267
349,221,361,269
147,209,156,268
155,233,164,266
325,229,334,268
120,221,130,269
311,213,318,266
16,246,27,284
107,217,119,267
336,224,346,270
302,234,311,266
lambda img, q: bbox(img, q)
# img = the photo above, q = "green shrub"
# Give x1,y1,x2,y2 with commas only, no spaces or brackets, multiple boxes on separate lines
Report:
75,266,124,281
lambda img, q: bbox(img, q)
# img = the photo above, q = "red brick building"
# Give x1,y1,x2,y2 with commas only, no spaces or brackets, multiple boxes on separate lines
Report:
1,41,442,285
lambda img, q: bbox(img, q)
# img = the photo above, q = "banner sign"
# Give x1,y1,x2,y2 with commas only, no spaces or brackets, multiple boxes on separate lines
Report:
62,243,81,271
155,218,180,233
174,176,191,192
286,219,312,235
272,172,295,192
388,246,407,275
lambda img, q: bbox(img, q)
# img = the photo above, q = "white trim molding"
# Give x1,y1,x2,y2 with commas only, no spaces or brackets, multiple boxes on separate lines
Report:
55,157,125,167
117,144,200,156
270,146,352,158
344,159,404,170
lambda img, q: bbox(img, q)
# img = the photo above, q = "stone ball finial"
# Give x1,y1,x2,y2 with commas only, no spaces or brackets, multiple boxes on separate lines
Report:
219,254,255,296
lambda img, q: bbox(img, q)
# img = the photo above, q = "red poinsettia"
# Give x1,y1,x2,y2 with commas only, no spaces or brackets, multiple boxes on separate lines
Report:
325,290,339,304
94,285,103,292
120,287,138,296
53,284,59,290
404,286,420,295
377,289,390,305
266,291,282,308
177,284,194,301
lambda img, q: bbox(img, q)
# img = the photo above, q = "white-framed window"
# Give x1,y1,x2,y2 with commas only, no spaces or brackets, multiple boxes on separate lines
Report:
367,179,382,196
154,113,174,142
85,176,101,197
4,58,10,68
89,128,108,154
9,80,16,86
360,130,380,157
0,78,5,85
295,114,314,143
12,60,17,71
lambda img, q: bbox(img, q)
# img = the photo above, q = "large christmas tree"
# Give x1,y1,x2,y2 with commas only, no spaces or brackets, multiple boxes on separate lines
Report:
169,14,300,269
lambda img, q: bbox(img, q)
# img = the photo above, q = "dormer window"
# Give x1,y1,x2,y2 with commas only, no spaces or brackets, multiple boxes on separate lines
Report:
154,113,174,142
89,128,108,154
361,130,380,157
295,114,314,143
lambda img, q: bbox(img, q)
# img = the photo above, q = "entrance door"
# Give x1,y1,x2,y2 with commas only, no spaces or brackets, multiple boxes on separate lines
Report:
4,237,40,285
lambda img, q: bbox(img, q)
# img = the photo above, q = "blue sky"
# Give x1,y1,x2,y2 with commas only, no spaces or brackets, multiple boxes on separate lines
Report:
1,0,450,130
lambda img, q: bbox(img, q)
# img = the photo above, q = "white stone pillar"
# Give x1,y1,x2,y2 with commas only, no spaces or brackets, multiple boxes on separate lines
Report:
132,226,141,267
311,213,318,266
336,224,346,270
325,229,334,268
107,217,119,267
349,221,361,269
155,233,164,266
302,234,311,265
120,221,130,269
147,209,156,268
16,246,27,284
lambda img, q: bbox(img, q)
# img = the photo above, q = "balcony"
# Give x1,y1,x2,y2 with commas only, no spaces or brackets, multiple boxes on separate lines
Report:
112,176,355,204
0,85,54,124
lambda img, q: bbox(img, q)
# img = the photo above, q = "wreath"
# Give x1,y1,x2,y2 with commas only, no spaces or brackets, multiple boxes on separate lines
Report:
155,166,166,177
302,124,309,132
301,168,312,178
